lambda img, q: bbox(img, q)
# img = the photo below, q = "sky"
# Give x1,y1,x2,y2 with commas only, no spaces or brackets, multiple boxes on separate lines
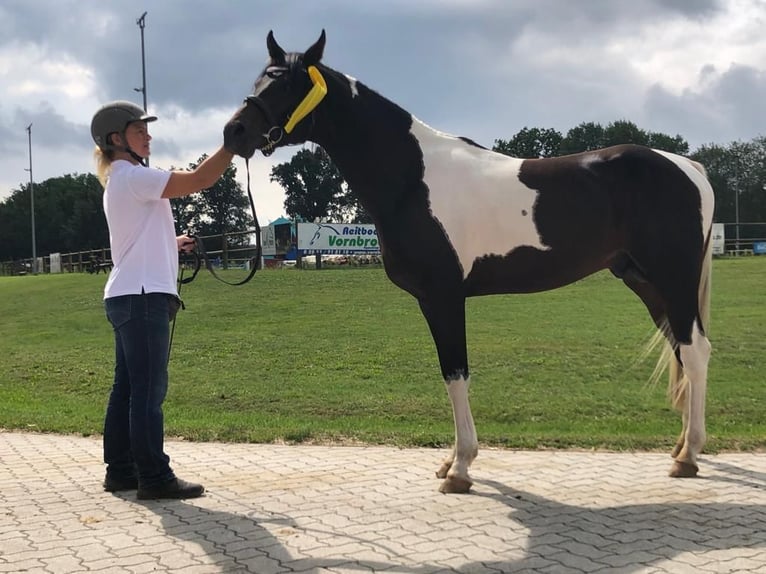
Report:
1,0,765,223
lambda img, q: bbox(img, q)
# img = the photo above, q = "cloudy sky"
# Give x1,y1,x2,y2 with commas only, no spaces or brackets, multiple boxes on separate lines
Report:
1,0,765,222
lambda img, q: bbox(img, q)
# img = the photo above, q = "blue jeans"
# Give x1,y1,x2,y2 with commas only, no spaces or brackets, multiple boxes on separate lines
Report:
104,293,177,488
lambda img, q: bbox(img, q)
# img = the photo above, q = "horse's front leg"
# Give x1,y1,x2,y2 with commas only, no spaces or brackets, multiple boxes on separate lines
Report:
418,296,478,494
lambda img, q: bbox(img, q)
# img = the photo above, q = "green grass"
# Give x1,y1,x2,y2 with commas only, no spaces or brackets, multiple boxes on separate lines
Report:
1,258,764,452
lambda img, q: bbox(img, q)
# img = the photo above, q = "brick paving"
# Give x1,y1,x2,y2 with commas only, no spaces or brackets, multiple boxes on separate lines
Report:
1,431,765,573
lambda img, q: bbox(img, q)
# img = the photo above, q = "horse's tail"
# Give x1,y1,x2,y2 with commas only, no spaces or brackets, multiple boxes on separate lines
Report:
645,160,714,409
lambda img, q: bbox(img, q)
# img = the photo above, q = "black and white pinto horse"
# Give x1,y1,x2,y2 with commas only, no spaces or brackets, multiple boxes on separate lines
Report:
224,31,715,493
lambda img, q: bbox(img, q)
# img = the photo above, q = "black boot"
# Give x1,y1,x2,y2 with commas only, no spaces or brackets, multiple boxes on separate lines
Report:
103,475,139,492
137,478,205,500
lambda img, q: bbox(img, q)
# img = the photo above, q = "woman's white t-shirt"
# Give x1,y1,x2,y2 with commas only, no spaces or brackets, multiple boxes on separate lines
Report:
103,160,177,299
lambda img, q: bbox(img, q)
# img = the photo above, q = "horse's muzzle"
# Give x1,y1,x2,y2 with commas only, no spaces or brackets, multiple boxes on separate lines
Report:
223,120,256,159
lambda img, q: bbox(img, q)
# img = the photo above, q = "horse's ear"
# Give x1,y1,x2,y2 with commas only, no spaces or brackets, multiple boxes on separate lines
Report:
267,30,286,63
303,29,326,66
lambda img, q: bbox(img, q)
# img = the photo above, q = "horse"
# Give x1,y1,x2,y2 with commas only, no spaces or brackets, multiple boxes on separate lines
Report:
223,30,715,494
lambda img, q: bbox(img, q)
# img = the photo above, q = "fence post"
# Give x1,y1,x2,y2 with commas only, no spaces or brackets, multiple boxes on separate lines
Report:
222,233,228,270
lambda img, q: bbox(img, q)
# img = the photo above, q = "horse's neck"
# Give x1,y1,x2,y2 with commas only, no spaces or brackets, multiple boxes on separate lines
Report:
311,74,433,218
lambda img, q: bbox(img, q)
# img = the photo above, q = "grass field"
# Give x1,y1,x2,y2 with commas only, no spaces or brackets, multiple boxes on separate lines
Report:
1,257,764,452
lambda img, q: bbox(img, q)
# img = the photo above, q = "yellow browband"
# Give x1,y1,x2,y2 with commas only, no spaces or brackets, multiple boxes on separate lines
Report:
284,66,327,134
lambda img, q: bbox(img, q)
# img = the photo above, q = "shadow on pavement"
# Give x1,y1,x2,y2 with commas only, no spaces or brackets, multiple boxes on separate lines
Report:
130,459,766,573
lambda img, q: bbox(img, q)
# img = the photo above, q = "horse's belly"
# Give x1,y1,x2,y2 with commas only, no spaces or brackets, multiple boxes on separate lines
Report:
464,248,603,296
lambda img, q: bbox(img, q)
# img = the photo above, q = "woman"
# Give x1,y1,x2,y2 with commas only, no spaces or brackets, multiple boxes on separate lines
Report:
91,100,233,499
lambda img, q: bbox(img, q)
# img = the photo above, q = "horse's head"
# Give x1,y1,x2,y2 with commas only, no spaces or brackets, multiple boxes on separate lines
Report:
224,30,326,158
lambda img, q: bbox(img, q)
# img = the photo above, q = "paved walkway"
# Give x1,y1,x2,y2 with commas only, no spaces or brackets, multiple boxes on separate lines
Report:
1,432,765,573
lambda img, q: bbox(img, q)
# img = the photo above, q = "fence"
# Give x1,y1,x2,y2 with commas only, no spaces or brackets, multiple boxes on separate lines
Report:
720,222,766,255
3,223,766,277
0,229,260,277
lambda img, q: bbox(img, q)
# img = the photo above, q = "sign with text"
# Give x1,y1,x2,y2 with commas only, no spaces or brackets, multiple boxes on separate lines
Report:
260,225,276,256
297,223,380,255
712,223,725,255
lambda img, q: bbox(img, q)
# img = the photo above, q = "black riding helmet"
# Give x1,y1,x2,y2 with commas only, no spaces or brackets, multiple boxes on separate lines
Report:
90,100,157,158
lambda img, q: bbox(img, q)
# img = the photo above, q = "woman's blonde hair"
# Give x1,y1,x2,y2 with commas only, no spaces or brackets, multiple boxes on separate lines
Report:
94,146,115,188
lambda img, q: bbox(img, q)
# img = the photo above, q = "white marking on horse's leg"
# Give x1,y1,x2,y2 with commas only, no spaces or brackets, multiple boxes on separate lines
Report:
671,408,689,459
439,376,478,493
436,447,455,479
668,356,688,458
671,324,711,477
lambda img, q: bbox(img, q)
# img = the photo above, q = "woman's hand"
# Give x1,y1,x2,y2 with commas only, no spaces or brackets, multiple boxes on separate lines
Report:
177,235,196,253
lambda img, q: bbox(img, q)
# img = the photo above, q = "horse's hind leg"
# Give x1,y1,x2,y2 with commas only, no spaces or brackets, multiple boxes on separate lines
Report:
417,296,477,494
620,266,710,477
669,324,711,477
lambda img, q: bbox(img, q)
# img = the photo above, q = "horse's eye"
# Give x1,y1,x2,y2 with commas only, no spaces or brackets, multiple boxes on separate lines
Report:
265,67,286,79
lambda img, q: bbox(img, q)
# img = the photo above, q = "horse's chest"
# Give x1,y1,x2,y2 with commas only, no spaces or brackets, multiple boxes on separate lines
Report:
419,144,550,278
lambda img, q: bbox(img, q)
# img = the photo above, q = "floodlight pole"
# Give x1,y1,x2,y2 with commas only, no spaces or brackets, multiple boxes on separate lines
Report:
136,12,148,113
734,186,740,253
26,123,37,274
135,11,149,166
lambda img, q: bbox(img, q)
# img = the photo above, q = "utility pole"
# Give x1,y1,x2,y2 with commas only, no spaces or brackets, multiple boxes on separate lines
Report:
135,11,149,166
25,123,37,274
135,12,148,113
734,185,740,253
26,124,37,275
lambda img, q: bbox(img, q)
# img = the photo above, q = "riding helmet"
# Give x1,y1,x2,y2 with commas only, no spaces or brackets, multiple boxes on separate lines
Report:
90,100,157,150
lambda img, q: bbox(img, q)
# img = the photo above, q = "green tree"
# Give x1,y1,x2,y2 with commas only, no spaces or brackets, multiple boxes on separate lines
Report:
271,146,365,222
647,132,689,155
602,119,650,147
559,122,606,154
692,138,766,234
169,187,197,235
0,173,106,261
690,143,733,223
494,127,562,158
559,120,689,155
172,156,252,241
729,138,766,226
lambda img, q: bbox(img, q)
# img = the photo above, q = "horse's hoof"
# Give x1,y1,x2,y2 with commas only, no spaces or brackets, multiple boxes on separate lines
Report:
669,460,699,478
435,461,451,479
438,476,472,494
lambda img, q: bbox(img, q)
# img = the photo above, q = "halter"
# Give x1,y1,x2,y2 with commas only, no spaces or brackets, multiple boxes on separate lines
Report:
244,65,327,156
170,66,328,354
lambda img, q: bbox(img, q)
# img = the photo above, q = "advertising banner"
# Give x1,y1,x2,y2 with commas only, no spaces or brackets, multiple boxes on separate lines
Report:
297,223,380,255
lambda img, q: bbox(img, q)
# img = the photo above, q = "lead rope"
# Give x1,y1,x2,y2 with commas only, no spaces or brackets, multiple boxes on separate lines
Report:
168,264,184,360
193,157,262,286
168,158,261,360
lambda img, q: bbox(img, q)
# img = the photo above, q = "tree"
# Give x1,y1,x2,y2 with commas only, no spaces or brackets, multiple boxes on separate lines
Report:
0,159,251,263
690,143,733,223
602,119,650,148
271,146,366,222
494,127,562,158
693,138,766,233
0,173,107,261
558,120,690,156
559,122,606,155
171,156,252,242
169,188,197,236
729,138,766,226
646,132,689,155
